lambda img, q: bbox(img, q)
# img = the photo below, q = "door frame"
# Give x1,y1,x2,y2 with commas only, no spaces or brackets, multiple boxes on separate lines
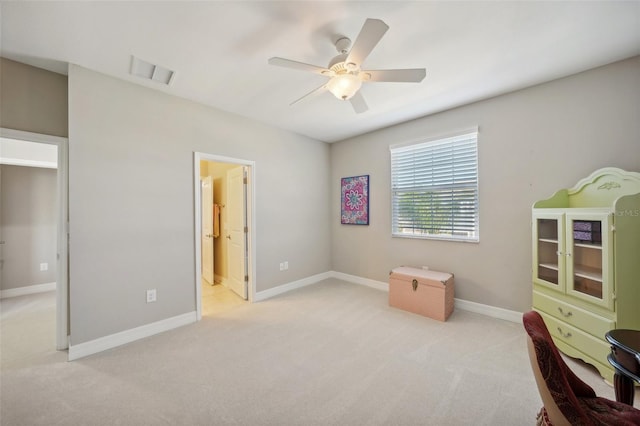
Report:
0,127,69,350
193,152,255,321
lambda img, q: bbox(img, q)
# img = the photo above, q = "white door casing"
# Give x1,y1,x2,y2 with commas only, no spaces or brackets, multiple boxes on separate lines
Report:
201,176,214,285
227,166,247,300
193,152,254,321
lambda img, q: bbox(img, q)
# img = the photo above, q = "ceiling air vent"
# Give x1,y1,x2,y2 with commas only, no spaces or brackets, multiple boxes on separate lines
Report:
130,55,175,85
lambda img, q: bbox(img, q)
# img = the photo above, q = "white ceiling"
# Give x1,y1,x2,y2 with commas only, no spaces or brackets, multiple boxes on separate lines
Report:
1,1,639,143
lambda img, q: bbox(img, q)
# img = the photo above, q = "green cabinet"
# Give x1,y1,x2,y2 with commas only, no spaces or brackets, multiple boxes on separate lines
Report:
532,168,640,382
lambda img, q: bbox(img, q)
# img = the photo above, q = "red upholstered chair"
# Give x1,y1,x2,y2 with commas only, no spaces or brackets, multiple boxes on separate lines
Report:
523,310,640,426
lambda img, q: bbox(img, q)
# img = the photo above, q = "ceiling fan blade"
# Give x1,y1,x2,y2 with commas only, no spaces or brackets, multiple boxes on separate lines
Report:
290,83,328,106
349,91,368,114
346,19,389,67
268,57,330,75
362,69,426,83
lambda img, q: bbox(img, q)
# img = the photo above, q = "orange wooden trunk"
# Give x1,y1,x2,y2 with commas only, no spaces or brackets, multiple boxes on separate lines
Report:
389,266,454,321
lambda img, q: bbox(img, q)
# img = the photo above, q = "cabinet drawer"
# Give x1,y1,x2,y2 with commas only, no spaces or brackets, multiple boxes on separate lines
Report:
537,311,612,367
533,291,614,339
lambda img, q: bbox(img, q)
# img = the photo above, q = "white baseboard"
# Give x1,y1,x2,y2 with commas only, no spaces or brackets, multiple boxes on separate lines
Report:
328,271,522,324
253,270,522,323
452,298,522,323
254,271,333,302
330,271,389,291
68,311,197,361
0,282,56,299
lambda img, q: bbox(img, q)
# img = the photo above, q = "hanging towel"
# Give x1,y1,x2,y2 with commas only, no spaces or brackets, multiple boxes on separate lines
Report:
213,203,220,238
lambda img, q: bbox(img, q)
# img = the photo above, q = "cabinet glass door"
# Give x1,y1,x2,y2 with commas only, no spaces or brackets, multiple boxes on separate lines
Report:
565,212,613,309
533,213,565,291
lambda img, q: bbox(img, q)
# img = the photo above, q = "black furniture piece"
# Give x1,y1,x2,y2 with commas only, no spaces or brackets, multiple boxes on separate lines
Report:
605,329,640,406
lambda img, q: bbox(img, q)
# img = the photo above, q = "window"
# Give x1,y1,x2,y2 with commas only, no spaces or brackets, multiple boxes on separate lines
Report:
390,131,479,242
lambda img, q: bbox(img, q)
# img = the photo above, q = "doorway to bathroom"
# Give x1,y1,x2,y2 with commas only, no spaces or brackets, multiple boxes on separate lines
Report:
193,153,255,319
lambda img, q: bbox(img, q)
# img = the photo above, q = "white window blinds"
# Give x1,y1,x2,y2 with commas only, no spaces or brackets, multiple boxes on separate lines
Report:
390,131,479,241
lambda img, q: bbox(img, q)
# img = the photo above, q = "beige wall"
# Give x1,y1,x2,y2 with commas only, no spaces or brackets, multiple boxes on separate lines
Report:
0,165,57,290
0,57,68,137
330,56,640,313
68,65,331,345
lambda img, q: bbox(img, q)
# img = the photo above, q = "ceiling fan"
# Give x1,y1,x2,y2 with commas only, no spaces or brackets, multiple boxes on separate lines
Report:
268,18,426,114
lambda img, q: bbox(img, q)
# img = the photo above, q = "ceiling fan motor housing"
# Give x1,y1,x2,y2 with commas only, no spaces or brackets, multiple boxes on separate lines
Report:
334,37,351,54
328,54,349,73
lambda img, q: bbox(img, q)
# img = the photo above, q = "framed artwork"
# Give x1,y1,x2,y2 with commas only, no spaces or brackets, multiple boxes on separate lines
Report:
341,175,369,225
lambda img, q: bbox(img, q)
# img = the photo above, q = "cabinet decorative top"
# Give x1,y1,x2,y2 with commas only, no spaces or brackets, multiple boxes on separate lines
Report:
534,167,640,209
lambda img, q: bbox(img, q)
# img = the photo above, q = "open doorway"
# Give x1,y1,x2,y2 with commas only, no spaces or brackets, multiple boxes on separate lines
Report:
194,153,255,320
0,128,69,356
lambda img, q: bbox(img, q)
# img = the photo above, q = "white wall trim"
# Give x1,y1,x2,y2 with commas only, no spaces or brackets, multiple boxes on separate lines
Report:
68,311,197,361
452,298,523,323
253,270,522,323
254,271,333,302
0,282,56,299
0,158,57,169
330,271,389,291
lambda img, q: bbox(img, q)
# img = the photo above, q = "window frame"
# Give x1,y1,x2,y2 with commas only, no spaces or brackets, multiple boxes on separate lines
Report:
389,129,479,242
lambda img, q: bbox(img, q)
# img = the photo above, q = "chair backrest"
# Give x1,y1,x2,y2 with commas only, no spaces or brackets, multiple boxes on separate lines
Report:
523,311,596,426
526,334,572,426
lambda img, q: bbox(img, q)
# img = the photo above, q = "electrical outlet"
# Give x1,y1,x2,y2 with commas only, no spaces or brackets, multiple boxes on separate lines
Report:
279,262,284,271
40,263,48,271
284,261,289,270
146,289,157,303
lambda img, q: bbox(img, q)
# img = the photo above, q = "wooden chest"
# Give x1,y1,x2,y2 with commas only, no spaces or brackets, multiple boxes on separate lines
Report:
389,266,454,321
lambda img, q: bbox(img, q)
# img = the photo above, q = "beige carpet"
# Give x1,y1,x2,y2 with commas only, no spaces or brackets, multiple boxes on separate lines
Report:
0,279,632,425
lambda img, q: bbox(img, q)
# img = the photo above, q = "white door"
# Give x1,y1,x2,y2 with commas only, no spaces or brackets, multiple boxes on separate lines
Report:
227,166,247,299
201,176,214,285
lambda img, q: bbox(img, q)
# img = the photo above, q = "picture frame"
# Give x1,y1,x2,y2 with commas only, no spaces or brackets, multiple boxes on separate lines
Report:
341,175,369,225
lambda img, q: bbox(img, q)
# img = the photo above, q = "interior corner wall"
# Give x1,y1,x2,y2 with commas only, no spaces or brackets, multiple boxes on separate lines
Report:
0,57,68,137
330,56,640,313
0,165,57,290
68,64,331,345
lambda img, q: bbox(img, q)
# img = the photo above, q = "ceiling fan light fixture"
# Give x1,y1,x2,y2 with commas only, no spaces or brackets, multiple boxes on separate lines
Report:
327,73,362,100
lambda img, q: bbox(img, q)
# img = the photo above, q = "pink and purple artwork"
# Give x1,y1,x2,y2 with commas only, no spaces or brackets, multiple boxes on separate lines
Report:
341,175,369,225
